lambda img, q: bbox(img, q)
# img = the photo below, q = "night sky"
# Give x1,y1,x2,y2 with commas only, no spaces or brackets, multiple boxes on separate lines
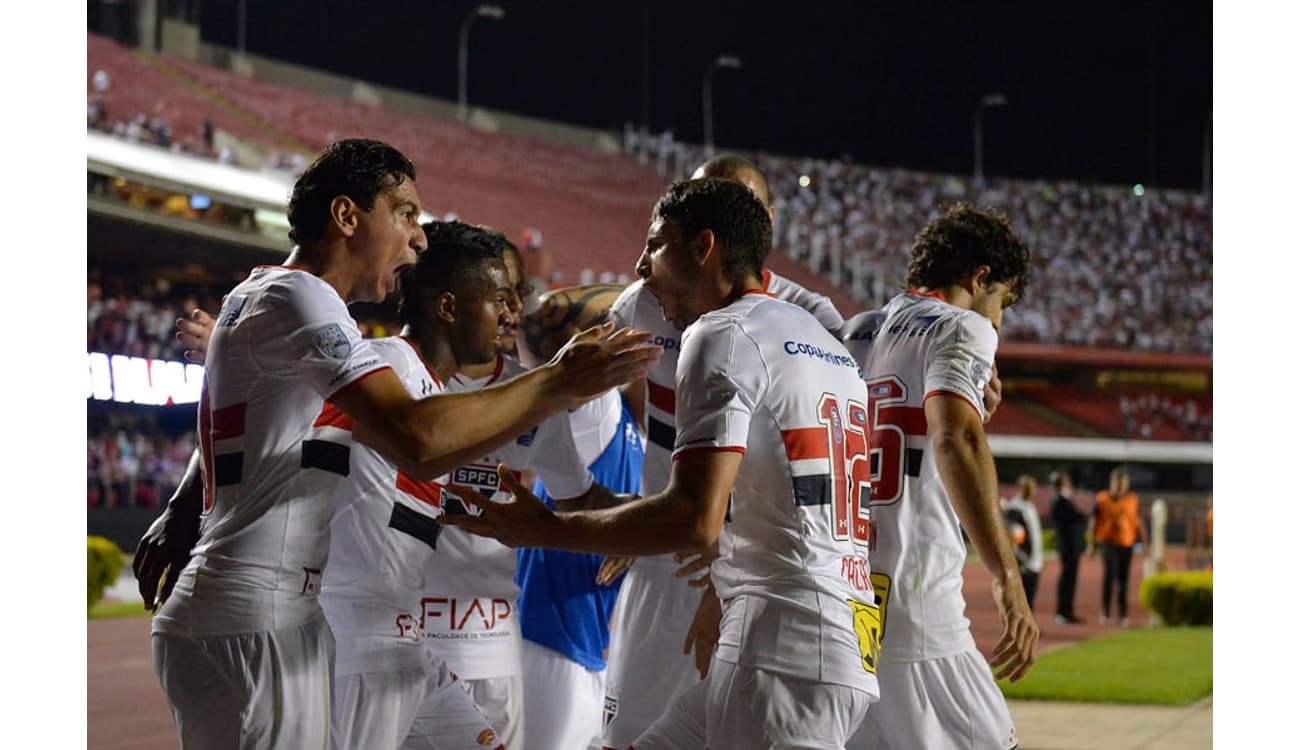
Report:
194,0,1211,190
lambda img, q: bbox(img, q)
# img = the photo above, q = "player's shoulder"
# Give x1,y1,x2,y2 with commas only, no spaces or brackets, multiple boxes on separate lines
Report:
609,279,651,319
497,355,529,379
841,308,889,344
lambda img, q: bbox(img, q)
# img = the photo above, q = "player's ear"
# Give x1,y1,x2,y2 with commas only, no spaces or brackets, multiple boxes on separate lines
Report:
969,264,993,294
330,196,359,238
435,291,457,325
692,228,717,268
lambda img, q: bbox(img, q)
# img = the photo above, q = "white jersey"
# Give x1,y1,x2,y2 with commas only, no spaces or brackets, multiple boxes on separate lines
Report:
608,272,842,572
419,354,594,680
153,266,389,638
840,291,999,663
319,336,447,676
675,291,879,693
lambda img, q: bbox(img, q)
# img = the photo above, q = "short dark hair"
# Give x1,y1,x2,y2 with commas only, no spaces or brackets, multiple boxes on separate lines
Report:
694,153,771,207
287,139,416,245
653,177,772,281
398,221,506,326
906,203,1031,305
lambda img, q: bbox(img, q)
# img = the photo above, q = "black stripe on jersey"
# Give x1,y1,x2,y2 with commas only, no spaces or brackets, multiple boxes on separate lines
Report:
301,440,350,476
905,448,923,478
213,453,243,486
648,416,676,452
389,503,442,550
792,475,831,507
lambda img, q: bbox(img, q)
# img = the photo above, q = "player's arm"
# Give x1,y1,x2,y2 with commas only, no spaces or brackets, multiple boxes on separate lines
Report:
553,482,635,512
926,393,1038,681
132,448,204,612
443,449,739,555
341,325,658,480
181,307,659,482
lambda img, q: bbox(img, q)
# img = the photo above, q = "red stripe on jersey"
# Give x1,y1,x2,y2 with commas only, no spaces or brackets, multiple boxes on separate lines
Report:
672,445,746,461
923,390,980,420
312,401,354,430
782,427,831,461
907,288,948,302
395,471,445,510
210,402,247,440
762,268,773,290
647,380,676,414
741,288,777,298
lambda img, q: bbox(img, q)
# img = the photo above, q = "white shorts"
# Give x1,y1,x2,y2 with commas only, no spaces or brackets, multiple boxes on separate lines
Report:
847,649,1019,750
634,659,870,750
521,638,605,750
601,564,703,749
464,675,525,750
333,649,501,750
152,614,334,750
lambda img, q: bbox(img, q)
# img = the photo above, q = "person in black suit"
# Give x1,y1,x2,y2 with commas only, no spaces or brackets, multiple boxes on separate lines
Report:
1049,471,1088,625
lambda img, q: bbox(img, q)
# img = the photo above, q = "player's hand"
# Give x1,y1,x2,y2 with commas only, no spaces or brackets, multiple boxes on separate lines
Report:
988,575,1039,682
673,541,719,589
440,464,557,548
132,502,201,613
549,323,661,407
982,363,1002,423
176,308,216,364
683,587,723,680
596,555,636,585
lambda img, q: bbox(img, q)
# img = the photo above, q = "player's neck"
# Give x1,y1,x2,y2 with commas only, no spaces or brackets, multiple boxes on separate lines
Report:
716,272,765,308
404,324,460,383
285,243,352,302
917,284,975,310
459,356,500,381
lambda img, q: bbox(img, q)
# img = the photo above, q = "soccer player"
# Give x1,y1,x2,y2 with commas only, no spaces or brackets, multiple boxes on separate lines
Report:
400,222,632,750
840,203,1039,750
599,153,846,750
135,139,659,750
444,177,881,748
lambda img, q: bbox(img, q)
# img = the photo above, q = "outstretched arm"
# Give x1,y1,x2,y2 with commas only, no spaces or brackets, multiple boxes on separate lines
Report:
443,450,740,556
926,394,1038,682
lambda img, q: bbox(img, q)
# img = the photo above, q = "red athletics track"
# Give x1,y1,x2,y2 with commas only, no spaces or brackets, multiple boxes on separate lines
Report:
88,549,1185,748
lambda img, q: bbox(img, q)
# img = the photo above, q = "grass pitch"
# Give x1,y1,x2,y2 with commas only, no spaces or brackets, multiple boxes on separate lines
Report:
998,626,1212,705
89,600,153,620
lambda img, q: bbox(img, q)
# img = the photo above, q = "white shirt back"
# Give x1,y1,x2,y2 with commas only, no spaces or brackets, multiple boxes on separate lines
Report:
154,266,388,637
674,292,879,693
841,291,998,662
608,272,842,572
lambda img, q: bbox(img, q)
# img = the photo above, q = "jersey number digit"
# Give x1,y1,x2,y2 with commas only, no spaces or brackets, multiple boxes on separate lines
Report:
866,376,926,506
817,395,872,548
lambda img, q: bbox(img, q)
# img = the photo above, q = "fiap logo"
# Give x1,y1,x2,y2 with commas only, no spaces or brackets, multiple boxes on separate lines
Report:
652,335,679,351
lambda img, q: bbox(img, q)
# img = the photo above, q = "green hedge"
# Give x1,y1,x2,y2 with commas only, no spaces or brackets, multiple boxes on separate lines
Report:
88,536,126,609
1139,571,1212,626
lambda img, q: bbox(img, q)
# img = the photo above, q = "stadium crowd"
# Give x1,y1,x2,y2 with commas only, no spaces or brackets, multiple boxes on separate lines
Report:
631,135,1212,355
87,413,195,509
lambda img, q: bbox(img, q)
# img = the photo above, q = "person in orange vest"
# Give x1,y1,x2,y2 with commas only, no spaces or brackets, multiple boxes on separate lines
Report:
1087,468,1147,626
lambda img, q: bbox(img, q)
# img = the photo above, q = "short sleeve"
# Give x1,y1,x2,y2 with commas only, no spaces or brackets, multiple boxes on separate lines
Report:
261,275,390,399
923,313,997,419
530,412,596,500
672,317,766,460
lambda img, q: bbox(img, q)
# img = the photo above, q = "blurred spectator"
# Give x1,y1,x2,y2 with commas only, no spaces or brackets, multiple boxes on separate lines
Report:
1049,471,1088,625
652,135,1211,355
1088,468,1147,627
1001,475,1045,611
87,413,194,510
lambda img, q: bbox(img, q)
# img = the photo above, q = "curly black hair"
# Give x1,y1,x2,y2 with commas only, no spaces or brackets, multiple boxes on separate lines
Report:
653,177,772,282
398,221,506,326
906,203,1031,306
287,139,416,245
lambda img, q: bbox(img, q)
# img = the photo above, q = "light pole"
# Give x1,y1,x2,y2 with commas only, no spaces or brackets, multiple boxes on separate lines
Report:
458,3,505,125
703,54,743,157
973,92,1007,185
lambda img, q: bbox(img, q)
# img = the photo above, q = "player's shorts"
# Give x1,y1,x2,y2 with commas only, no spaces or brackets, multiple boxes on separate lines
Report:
152,614,334,750
633,658,870,750
521,638,605,750
463,675,525,750
333,648,501,750
847,649,1019,750
602,563,704,749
